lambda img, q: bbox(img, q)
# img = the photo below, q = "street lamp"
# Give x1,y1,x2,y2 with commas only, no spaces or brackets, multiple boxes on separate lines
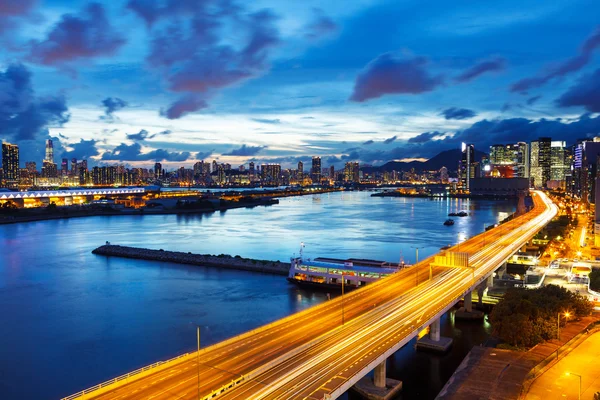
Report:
411,246,424,286
565,372,582,400
189,323,201,399
557,311,571,341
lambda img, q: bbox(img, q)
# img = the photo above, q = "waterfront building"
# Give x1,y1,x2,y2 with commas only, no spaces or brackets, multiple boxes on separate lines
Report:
71,158,77,176
61,158,68,176
154,162,162,181
344,162,360,183
459,143,475,191
329,165,335,183
549,141,569,188
530,137,551,188
439,166,449,183
2,142,19,188
25,161,36,174
311,156,321,183
41,161,58,179
297,161,303,177
261,163,281,186
488,142,529,179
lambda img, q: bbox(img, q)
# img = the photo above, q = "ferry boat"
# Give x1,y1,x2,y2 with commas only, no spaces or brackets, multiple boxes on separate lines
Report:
444,219,455,226
287,256,402,291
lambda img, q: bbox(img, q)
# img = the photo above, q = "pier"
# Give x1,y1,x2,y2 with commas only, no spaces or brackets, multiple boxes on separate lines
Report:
92,245,289,275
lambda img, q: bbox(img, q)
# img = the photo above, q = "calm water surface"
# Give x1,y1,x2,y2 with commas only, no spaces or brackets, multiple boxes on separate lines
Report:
0,191,514,399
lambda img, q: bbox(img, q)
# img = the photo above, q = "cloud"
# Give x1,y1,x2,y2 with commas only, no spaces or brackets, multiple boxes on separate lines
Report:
407,131,444,143
526,95,542,105
137,2,280,118
349,53,443,102
252,118,281,124
60,138,99,160
0,63,69,142
304,8,337,40
441,107,477,120
511,26,600,93
161,96,208,119
454,57,506,83
363,140,374,145
556,68,600,113
102,142,191,162
195,150,213,160
126,129,151,141
223,144,267,156
28,3,125,66
383,135,397,144
0,0,37,38
100,97,127,121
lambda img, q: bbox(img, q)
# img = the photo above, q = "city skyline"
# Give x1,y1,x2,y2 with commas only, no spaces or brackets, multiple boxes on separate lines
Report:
0,1,598,169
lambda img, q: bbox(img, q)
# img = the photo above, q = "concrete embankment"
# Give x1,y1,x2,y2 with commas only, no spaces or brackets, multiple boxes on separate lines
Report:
92,245,289,275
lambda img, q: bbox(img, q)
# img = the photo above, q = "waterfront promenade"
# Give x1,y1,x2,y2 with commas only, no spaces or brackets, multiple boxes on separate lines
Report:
63,191,556,400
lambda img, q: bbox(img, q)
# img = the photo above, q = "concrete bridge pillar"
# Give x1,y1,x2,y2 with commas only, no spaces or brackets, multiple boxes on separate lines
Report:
416,317,452,352
487,274,494,287
464,291,473,312
455,290,484,320
374,360,386,388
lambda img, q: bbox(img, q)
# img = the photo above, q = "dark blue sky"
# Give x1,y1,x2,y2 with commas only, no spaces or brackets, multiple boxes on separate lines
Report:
0,0,599,168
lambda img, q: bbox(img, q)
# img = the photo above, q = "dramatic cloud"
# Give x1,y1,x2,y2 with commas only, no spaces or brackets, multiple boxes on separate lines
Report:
440,107,477,120
304,8,337,40
455,57,506,83
60,138,99,160
0,0,37,34
556,68,600,113
349,53,443,102
29,3,125,66
137,1,280,118
161,96,208,119
408,131,444,143
102,142,191,162
252,118,281,124
383,135,397,144
223,144,266,156
363,140,374,145
100,97,127,121
0,63,69,142
511,26,600,93
196,150,213,160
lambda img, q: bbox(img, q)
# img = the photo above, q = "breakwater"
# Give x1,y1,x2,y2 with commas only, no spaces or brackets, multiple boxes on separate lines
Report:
92,244,289,275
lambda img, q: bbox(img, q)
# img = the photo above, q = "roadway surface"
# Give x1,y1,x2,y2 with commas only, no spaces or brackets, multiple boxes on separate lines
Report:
72,191,556,400
526,331,600,400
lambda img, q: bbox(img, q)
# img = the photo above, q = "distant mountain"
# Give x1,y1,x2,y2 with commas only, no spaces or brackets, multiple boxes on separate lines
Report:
362,148,488,173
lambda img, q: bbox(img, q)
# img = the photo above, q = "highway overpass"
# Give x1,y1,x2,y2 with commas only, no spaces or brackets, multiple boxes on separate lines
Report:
63,190,557,400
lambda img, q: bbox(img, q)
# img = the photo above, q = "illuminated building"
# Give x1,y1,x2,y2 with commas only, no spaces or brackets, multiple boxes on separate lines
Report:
344,162,360,183
311,156,321,183
261,163,281,186
530,137,551,187
154,162,162,180
297,161,303,177
550,141,569,184
44,139,54,163
2,142,19,188
459,143,475,191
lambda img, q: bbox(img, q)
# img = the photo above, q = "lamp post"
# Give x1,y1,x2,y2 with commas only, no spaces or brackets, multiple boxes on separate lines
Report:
565,372,582,400
411,246,424,286
557,311,571,341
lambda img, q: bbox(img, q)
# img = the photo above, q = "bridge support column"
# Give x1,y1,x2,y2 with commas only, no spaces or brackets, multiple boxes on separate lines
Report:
455,290,485,320
416,317,452,353
351,358,403,400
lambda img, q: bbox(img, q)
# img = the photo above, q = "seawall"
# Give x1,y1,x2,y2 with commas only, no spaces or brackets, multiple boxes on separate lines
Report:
92,245,289,275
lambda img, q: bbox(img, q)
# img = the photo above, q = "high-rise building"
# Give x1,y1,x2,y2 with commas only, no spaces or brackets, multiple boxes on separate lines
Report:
459,143,475,190
61,158,68,176
550,141,569,182
44,139,54,163
311,156,321,183
530,137,551,187
439,166,449,183
571,138,600,203
25,161,37,174
154,162,162,180
297,161,303,176
2,142,19,188
344,162,360,183
71,158,77,176
329,165,335,182
260,164,281,186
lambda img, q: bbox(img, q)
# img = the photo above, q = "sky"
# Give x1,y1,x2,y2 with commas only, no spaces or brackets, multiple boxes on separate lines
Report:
0,0,599,169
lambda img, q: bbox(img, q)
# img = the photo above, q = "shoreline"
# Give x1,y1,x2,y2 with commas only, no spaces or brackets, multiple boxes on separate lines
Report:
92,244,290,276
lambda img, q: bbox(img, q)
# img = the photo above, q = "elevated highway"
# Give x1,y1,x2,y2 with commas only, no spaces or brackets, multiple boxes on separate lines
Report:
64,191,557,400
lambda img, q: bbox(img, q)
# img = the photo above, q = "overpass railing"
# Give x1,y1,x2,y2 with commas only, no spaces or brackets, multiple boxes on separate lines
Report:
60,351,192,400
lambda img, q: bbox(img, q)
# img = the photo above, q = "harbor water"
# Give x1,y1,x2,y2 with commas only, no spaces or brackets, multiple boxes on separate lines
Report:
0,191,515,399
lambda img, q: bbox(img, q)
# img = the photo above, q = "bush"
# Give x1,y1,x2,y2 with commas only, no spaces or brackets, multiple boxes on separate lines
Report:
489,285,593,348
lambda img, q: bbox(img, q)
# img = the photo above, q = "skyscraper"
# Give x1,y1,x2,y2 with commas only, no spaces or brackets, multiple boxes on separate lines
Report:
459,143,475,190
154,162,162,180
530,137,551,187
311,156,321,183
344,162,359,183
297,161,303,176
44,139,54,163
2,142,19,188
550,141,569,182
